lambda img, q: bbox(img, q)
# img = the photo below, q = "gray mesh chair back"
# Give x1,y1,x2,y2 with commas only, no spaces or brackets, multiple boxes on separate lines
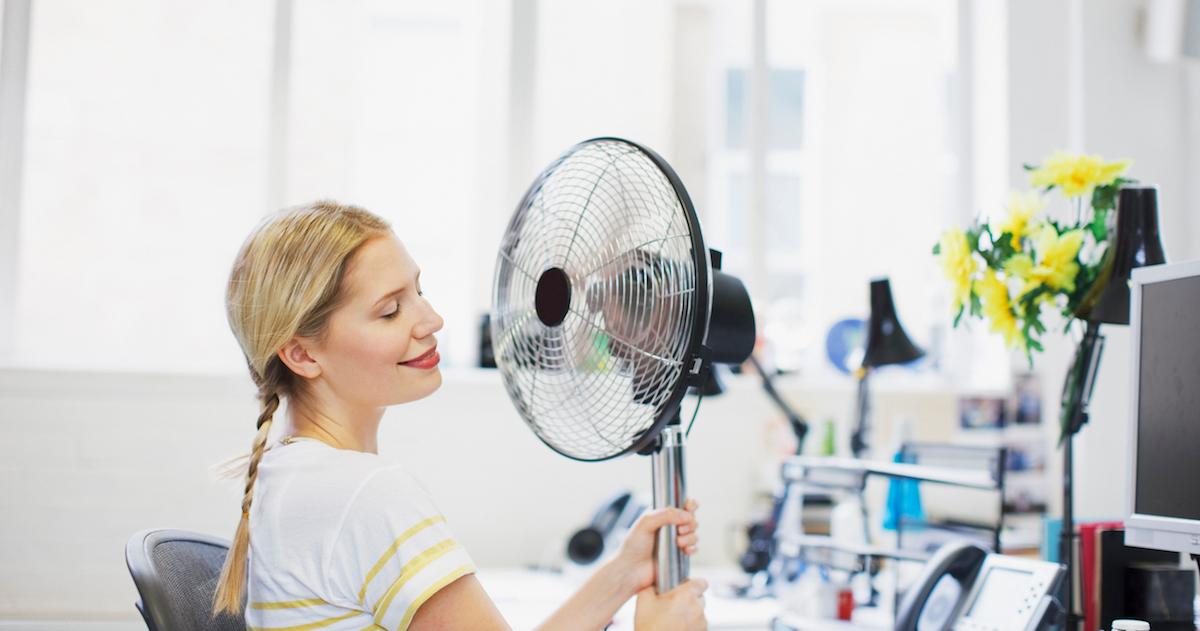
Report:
125,528,246,631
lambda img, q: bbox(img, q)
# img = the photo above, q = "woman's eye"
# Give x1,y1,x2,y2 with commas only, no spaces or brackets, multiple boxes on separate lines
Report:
382,303,399,319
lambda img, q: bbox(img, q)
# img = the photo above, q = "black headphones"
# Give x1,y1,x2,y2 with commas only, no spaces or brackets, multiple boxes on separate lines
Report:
567,491,646,565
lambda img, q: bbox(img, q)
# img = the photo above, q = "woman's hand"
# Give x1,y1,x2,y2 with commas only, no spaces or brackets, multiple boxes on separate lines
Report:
634,578,708,631
610,498,699,595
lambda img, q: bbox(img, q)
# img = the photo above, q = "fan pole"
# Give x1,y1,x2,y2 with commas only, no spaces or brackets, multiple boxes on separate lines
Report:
651,412,688,592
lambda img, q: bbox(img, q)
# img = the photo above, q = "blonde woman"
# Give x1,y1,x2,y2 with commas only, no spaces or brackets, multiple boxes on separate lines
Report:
213,201,708,630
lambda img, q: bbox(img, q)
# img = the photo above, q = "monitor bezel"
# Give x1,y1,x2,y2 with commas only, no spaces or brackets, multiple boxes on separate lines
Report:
1124,259,1200,552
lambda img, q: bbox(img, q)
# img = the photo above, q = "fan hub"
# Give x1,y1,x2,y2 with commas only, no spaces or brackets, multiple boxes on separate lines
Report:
535,267,571,327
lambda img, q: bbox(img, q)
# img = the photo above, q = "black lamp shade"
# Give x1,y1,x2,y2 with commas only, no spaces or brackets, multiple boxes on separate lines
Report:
862,278,925,368
1088,186,1167,325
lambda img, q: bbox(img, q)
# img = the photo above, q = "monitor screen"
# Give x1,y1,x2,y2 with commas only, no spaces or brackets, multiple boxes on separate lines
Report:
1134,274,1200,521
963,566,1035,625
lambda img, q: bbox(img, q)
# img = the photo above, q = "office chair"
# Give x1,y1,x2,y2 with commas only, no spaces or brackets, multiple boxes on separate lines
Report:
125,528,246,631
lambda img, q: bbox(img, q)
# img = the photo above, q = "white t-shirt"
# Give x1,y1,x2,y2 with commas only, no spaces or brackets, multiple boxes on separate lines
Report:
245,437,476,631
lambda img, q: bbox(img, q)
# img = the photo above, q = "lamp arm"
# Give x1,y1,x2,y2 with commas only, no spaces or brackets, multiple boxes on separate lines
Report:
850,369,871,459
1061,321,1105,438
748,354,809,454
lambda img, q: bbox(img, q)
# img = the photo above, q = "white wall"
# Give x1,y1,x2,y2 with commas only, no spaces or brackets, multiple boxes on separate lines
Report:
0,367,957,619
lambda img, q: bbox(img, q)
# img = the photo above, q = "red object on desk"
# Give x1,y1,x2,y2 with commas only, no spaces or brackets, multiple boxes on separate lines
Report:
1080,520,1123,631
837,588,854,621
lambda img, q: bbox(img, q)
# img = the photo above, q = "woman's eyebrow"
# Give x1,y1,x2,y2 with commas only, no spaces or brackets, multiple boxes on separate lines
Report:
371,270,421,307
372,288,405,308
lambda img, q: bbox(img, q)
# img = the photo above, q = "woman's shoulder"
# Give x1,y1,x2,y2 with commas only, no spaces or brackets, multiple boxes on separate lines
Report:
267,439,412,491
272,442,439,529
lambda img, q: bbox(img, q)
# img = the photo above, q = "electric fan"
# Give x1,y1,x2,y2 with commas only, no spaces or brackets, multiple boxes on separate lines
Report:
491,137,756,591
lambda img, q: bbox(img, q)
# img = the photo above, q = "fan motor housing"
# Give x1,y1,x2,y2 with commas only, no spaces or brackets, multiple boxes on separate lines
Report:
535,267,571,327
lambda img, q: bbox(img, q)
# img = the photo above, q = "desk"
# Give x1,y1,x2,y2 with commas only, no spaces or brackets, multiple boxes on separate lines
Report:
772,611,891,630
476,567,783,629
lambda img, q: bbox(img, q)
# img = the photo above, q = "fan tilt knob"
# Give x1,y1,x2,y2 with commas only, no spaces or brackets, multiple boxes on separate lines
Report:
535,267,571,327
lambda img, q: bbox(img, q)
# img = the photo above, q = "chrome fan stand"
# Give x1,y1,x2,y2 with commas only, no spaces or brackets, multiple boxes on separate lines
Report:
651,412,688,589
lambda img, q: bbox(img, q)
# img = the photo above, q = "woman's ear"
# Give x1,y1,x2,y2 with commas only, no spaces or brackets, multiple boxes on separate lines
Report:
278,338,322,379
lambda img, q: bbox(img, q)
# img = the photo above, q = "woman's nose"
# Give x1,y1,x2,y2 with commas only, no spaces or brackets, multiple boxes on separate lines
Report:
413,303,444,339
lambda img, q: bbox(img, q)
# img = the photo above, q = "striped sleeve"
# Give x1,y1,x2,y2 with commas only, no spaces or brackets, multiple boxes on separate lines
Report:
326,467,476,631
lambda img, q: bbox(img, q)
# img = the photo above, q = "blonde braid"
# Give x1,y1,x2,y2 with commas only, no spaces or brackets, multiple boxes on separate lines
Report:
211,388,279,618
212,200,391,618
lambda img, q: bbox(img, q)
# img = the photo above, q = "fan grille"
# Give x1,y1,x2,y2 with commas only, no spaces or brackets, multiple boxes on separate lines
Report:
492,139,702,461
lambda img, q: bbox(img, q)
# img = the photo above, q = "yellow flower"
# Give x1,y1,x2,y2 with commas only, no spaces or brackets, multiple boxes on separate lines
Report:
1028,151,1131,197
995,191,1045,252
1005,224,1084,296
977,272,1022,348
938,228,976,313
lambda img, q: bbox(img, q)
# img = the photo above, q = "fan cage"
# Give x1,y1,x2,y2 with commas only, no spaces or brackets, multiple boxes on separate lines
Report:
491,138,711,461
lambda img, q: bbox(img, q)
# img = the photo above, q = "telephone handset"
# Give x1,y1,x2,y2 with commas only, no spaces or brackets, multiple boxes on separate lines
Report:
895,541,1064,631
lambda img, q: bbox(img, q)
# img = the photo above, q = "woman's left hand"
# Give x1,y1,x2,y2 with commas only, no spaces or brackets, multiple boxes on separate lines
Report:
610,498,699,595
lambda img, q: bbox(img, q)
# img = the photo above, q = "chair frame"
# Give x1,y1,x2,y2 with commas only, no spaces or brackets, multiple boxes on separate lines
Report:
125,528,239,631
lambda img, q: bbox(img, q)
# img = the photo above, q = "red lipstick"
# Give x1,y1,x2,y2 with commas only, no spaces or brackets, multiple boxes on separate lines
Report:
399,346,440,369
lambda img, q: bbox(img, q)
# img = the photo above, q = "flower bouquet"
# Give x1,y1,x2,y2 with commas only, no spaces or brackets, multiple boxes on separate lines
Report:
933,151,1133,439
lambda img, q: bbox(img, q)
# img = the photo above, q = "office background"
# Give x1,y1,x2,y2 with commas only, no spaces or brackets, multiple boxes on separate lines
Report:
1,0,1199,623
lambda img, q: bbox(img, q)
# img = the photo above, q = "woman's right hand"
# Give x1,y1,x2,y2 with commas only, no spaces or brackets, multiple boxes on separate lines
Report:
633,578,708,631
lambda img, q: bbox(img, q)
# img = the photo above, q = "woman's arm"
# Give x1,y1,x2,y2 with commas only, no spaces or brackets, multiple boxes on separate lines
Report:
535,501,702,631
408,574,512,631
407,501,702,631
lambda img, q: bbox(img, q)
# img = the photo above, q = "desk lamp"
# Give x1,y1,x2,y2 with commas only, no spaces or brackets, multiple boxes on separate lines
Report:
850,278,925,458
1058,186,1166,624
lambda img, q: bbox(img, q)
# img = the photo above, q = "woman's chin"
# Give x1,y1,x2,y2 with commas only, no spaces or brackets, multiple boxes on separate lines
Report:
400,371,442,403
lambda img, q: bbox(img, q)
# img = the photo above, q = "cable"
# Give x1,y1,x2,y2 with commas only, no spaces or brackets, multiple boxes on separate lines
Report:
684,391,704,438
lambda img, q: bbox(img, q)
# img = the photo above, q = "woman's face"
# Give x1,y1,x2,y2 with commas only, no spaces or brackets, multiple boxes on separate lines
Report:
306,233,444,409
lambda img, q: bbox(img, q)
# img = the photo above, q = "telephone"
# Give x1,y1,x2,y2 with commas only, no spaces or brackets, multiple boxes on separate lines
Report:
895,541,1064,631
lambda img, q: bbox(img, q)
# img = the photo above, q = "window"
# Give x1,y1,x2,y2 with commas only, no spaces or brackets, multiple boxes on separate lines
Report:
3,0,988,383
285,0,498,371
7,0,502,373
14,0,273,373
705,0,961,379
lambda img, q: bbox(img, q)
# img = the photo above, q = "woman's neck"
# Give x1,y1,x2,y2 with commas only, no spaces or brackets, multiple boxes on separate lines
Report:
282,398,383,454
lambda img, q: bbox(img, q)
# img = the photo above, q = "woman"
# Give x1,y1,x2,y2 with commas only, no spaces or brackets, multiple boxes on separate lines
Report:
212,201,708,630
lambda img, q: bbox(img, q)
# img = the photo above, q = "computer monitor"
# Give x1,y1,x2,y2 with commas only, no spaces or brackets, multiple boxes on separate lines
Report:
1124,259,1200,556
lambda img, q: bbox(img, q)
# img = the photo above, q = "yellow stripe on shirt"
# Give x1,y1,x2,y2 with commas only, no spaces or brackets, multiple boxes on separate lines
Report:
396,565,475,631
247,609,361,631
370,539,462,626
357,515,446,606
249,597,330,610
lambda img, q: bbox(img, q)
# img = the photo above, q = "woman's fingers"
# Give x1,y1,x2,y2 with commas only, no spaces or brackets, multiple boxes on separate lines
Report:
635,506,692,534
676,532,698,549
683,578,709,596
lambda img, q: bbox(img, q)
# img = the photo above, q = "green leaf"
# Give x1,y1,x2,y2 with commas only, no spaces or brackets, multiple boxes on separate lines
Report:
992,231,1017,261
969,292,982,318
1088,208,1109,242
952,305,965,327
932,242,941,255
966,227,982,252
1092,185,1117,214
